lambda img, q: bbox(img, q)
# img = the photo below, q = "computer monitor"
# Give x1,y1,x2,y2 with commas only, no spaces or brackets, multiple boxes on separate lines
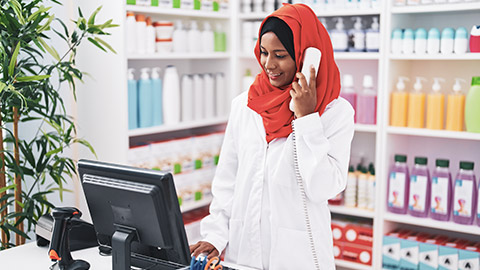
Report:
78,159,191,270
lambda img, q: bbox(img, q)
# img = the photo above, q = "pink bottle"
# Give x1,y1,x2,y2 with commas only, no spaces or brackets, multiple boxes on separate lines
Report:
408,157,430,218
452,161,477,225
430,159,453,221
356,75,377,125
387,154,410,214
340,74,357,122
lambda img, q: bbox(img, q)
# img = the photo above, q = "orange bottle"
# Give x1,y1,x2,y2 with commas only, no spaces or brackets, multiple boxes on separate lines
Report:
391,77,409,127
446,78,466,131
407,77,426,128
426,77,445,130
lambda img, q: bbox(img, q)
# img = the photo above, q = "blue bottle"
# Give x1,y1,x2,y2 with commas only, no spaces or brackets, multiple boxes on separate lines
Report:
127,68,138,130
151,67,163,126
138,68,153,128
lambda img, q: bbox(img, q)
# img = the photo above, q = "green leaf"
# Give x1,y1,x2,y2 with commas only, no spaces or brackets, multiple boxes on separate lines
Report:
8,42,21,76
15,75,51,82
37,37,60,61
4,223,30,240
88,6,102,25
87,37,106,52
93,37,116,53
78,7,84,18
0,81,6,93
0,184,16,194
46,147,62,156
9,0,25,25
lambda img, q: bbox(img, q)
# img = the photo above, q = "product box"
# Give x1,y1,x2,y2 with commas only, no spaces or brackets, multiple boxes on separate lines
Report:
344,223,373,247
399,232,429,270
383,230,411,269
331,220,348,242
342,242,372,266
439,239,468,270
458,243,480,270
419,235,448,270
333,240,343,260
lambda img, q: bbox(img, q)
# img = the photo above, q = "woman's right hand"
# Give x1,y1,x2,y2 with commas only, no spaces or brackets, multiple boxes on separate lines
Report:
189,241,219,259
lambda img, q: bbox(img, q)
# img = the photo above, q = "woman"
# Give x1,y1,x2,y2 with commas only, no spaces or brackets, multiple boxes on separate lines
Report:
190,3,354,269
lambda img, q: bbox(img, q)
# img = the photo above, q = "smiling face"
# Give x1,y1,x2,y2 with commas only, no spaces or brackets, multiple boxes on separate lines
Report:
260,32,296,88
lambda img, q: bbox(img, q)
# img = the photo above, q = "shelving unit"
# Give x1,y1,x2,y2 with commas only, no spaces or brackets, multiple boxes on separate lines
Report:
128,53,230,60
329,205,375,219
336,259,372,270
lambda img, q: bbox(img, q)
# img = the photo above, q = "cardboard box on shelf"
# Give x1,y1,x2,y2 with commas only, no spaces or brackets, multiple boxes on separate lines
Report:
419,235,449,270
458,242,480,270
344,223,373,247
399,232,429,270
342,242,372,266
439,239,469,270
382,229,412,269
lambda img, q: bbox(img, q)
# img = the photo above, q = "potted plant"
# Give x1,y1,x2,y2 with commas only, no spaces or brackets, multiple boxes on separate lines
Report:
0,0,117,248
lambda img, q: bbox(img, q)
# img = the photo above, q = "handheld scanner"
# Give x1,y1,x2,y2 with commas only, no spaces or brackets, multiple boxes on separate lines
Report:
48,207,82,261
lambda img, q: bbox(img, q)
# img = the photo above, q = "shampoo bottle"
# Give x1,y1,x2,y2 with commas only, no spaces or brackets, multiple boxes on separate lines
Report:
452,161,477,225
151,67,163,126
135,14,147,54
427,28,440,54
356,75,376,125
127,68,138,130
215,73,226,117
202,21,214,53
445,78,466,131
204,73,215,118
414,28,427,54
390,76,409,127
367,163,375,211
146,17,156,54
366,17,380,52
465,76,480,133
402,28,415,55
407,77,426,128
426,77,445,130
470,25,480,53
340,74,357,121
454,27,468,54
214,23,227,52
408,157,431,218
430,159,452,221
331,17,348,52
172,20,188,53
181,75,194,122
348,17,366,52
163,65,181,125
391,28,403,54
440,27,455,54
188,21,202,53
387,154,410,214
193,74,205,120
126,12,137,54
138,68,153,128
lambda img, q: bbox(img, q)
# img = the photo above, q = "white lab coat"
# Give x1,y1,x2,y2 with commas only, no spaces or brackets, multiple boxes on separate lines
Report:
200,91,355,270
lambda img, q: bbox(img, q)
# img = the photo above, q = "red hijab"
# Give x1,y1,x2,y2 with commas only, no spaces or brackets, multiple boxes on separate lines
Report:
247,3,341,143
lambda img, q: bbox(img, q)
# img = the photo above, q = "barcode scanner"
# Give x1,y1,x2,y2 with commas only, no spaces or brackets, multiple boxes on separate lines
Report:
48,207,90,270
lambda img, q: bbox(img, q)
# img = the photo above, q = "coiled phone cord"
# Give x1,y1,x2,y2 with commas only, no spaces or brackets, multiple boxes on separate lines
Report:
291,120,321,270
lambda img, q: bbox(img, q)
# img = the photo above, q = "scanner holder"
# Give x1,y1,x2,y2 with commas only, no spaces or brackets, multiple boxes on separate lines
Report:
49,207,90,270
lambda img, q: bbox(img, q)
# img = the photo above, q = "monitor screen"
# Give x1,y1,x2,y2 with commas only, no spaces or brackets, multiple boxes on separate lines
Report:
78,159,191,268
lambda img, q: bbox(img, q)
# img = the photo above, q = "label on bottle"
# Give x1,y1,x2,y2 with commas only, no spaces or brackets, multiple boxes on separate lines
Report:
366,32,380,50
409,175,427,212
431,177,449,215
388,172,406,209
453,179,473,217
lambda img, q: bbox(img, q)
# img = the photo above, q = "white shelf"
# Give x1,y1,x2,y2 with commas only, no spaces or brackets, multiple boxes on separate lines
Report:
389,53,480,61
126,5,230,19
335,52,380,60
391,2,480,14
383,212,480,235
317,8,381,17
387,126,480,141
329,205,375,219
335,259,372,270
180,198,212,213
128,53,230,60
238,12,269,20
128,117,228,137
355,124,378,133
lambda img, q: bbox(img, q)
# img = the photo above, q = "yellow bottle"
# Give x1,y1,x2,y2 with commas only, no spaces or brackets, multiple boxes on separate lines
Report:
391,77,409,127
407,77,426,128
426,77,445,130
446,78,466,131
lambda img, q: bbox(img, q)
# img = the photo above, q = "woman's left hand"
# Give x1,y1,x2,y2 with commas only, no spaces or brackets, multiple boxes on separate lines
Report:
290,65,317,118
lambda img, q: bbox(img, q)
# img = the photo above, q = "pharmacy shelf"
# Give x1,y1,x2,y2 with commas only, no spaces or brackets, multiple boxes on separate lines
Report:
387,126,480,141
389,53,480,61
180,198,212,213
126,5,230,19
355,124,378,133
383,212,480,235
329,205,375,219
335,52,380,60
391,2,480,14
128,117,228,137
238,12,269,20
128,52,230,60
316,8,381,17
335,259,372,270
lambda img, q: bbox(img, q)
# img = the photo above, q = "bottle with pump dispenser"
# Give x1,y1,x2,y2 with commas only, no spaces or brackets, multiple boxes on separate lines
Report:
163,65,181,125
414,28,427,54
127,68,138,130
181,75,194,122
446,78,466,131
340,74,357,121
173,20,188,53
452,161,477,225
348,17,366,52
430,159,452,221
426,77,445,130
391,76,409,127
408,157,431,218
151,68,163,126
188,21,202,53
138,68,153,128
465,76,480,133
356,75,376,125
366,17,380,52
387,154,410,214
407,77,426,128
331,17,348,52
202,22,214,53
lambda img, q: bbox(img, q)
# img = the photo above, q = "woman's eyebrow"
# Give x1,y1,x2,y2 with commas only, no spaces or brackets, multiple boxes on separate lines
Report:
259,46,287,53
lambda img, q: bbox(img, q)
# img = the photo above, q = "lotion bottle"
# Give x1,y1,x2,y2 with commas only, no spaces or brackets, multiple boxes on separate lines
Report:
126,12,136,54
426,77,445,130
391,28,403,54
181,75,194,122
215,73,226,117
366,17,380,52
193,74,205,120
204,73,215,118
127,68,138,130
390,76,409,127
138,68,153,128
188,20,202,53
454,27,469,54
440,27,455,54
414,28,427,54
445,78,466,131
348,17,366,52
331,17,348,52
202,21,214,53
427,28,441,54
172,20,188,53
135,14,147,54
163,65,181,125
151,67,163,126
146,17,156,54
407,77,426,128
402,28,414,55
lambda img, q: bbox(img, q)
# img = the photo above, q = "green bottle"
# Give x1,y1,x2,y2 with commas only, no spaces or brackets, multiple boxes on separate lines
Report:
465,76,480,133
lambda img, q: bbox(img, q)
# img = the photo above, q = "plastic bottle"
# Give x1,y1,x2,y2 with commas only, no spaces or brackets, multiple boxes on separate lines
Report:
201,0,213,11
182,0,194,9
465,76,480,133
345,165,357,207
387,154,410,214
201,22,214,53
408,157,431,218
264,0,275,13
454,27,469,54
215,73,226,117
181,75,194,122
348,17,366,52
188,21,202,53
470,25,480,53
390,76,409,127
407,77,426,128
426,77,445,130
367,163,375,211
430,159,452,221
193,74,204,120
241,0,252,13
391,28,403,54
445,78,466,131
146,17,156,54
402,28,415,55
366,17,380,52
138,68,153,128
331,17,348,52
126,12,137,54
357,166,368,209
242,21,254,55
356,75,377,125
163,65,181,125
427,28,440,54
414,28,427,54
172,20,188,53
440,28,455,54
252,0,263,12
452,161,477,225
204,73,215,119
243,69,255,93
151,68,163,126
127,68,138,130
214,23,227,52
340,74,357,120
135,14,147,54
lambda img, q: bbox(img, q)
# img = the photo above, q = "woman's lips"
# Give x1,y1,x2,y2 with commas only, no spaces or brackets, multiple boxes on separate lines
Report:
268,73,281,80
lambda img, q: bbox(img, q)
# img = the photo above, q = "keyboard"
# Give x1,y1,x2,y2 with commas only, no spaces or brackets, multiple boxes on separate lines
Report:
130,253,237,270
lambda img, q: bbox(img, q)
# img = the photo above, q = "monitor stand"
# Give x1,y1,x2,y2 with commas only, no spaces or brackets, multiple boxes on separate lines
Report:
111,225,138,270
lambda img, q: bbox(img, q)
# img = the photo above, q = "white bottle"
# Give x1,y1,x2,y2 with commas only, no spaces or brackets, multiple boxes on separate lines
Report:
202,22,214,53
135,14,147,54
440,28,455,54
204,73,215,119
215,73,226,117
243,69,255,93
182,0,194,9
391,28,403,54
126,12,136,54
172,20,188,53
264,0,275,13
454,27,469,54
181,75,194,122
348,17,366,52
253,0,263,13
193,74,205,120
242,21,254,55
331,17,348,52
242,0,252,13
414,28,427,54
146,17,156,54
188,21,202,53
402,28,414,54
163,66,181,125
202,0,214,11
366,17,380,52
427,28,440,54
